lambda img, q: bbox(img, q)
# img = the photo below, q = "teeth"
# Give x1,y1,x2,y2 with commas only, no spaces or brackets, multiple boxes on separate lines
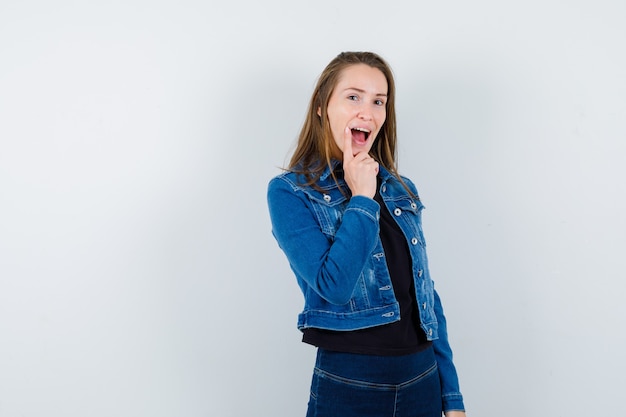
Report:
352,127,370,133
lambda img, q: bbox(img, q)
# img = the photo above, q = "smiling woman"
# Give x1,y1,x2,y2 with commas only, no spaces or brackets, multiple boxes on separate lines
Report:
267,52,467,417
324,64,387,160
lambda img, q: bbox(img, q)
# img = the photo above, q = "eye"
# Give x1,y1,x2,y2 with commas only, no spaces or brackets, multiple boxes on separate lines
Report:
347,94,359,101
374,99,385,106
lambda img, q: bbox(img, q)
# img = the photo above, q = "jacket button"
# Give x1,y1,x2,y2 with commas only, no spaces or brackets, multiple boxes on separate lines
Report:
411,237,418,245
429,329,433,336
382,185,387,192
323,194,331,202
417,269,423,277
393,208,402,216
411,202,417,210
423,302,427,309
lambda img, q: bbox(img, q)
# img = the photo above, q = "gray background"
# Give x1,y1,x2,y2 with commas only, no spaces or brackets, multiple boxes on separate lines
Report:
1,1,625,416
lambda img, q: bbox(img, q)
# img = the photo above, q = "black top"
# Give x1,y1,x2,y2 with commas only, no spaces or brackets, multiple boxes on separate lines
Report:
302,179,430,355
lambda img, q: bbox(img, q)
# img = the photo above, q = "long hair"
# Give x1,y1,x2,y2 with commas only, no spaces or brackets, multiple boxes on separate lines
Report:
289,52,405,190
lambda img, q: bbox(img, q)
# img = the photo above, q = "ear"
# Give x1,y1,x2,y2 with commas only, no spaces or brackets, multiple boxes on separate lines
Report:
317,107,321,117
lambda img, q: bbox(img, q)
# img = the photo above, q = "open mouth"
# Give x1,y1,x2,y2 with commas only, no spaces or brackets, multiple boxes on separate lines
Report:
351,127,371,144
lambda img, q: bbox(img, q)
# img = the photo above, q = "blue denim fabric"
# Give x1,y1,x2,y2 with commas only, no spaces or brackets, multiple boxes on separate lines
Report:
307,346,441,417
267,163,464,412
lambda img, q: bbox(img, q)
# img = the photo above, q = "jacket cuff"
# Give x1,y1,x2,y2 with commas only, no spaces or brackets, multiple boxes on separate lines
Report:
442,392,465,413
346,195,380,222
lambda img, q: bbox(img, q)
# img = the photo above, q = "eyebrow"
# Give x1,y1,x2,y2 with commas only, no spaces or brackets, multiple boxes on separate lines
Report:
343,87,388,97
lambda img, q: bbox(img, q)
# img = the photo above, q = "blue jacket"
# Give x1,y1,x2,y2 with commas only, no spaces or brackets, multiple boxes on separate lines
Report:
267,163,464,412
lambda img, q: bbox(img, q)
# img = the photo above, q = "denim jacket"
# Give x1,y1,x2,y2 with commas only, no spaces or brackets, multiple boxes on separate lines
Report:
267,163,464,412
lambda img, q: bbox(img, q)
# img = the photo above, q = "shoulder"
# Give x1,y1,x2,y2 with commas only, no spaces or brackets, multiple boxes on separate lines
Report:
383,171,420,200
268,171,300,192
379,166,420,197
267,171,318,202
268,170,350,208
268,170,328,197
399,175,419,196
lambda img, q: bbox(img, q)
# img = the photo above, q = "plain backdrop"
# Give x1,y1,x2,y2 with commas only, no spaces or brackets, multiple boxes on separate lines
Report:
1,1,625,416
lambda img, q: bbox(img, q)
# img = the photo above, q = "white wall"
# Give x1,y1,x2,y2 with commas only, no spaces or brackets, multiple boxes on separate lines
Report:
1,1,624,416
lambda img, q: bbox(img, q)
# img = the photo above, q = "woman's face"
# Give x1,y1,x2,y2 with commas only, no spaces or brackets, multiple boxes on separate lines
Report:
322,64,388,158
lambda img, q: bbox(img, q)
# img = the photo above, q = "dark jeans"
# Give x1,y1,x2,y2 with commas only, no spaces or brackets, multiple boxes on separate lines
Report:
306,345,442,417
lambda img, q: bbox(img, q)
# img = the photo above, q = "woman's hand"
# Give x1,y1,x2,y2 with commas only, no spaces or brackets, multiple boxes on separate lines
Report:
444,411,466,417
342,126,379,198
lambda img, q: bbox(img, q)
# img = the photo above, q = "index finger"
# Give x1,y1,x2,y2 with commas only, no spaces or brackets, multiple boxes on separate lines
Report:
343,126,353,162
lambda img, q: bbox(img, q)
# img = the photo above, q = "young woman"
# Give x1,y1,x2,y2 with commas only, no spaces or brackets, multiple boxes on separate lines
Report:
267,51,466,417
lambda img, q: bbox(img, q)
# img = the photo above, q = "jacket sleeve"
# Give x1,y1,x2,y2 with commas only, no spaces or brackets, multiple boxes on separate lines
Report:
267,176,380,305
432,288,465,412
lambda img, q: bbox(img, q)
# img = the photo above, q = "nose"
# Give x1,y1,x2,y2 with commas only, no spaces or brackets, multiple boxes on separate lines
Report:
357,107,373,121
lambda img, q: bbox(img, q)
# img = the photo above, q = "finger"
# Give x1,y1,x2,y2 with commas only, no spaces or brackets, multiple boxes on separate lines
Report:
364,157,379,173
343,126,353,162
364,158,379,172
